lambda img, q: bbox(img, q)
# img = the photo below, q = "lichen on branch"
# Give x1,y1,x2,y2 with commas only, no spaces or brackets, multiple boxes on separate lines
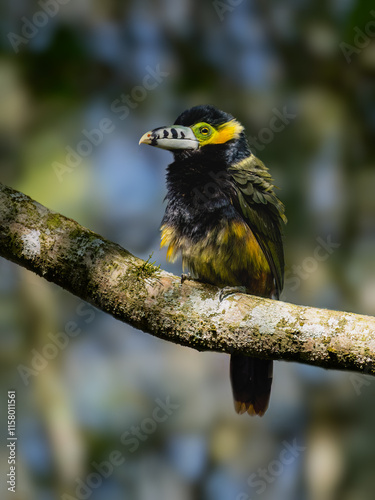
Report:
0,182,374,376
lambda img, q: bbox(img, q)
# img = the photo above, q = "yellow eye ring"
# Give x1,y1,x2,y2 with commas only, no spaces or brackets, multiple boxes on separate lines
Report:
200,127,210,135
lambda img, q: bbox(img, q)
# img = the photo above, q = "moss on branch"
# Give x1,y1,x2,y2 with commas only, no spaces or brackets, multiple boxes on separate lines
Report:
0,182,374,376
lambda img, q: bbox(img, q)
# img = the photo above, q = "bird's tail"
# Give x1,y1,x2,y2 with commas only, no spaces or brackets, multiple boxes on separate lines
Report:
230,354,273,416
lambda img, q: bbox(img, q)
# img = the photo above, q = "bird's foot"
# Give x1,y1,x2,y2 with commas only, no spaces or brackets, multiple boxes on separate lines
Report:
181,272,193,284
181,273,203,285
219,286,247,302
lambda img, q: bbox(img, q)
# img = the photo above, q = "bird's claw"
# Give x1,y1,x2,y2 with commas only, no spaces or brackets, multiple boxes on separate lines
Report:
219,286,247,302
181,273,192,284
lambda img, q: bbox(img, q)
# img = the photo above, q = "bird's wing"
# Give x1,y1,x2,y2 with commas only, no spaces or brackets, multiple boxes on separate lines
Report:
228,155,287,297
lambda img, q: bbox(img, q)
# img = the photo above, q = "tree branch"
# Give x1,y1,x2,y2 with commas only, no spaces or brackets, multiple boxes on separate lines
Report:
0,182,374,375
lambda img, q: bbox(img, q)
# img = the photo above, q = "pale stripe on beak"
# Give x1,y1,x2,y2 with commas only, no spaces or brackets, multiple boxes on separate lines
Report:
139,125,199,151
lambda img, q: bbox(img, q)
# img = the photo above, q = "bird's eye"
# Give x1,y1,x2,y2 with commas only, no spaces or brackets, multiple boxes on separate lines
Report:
200,127,210,135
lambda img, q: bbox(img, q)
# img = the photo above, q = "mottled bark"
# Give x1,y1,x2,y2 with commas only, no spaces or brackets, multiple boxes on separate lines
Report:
0,182,374,375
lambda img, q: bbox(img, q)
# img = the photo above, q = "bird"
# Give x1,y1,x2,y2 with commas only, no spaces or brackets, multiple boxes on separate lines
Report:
139,104,286,416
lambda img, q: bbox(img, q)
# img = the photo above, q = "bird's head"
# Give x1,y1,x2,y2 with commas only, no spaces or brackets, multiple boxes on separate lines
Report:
139,105,249,160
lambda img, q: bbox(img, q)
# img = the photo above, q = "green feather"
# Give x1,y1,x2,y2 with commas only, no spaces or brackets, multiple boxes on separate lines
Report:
228,154,287,296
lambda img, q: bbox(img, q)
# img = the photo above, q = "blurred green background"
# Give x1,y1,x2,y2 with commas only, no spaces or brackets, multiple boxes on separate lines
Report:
1,1,375,499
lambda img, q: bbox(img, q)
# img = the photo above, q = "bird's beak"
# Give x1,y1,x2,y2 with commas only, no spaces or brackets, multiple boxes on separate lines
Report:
139,125,199,151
